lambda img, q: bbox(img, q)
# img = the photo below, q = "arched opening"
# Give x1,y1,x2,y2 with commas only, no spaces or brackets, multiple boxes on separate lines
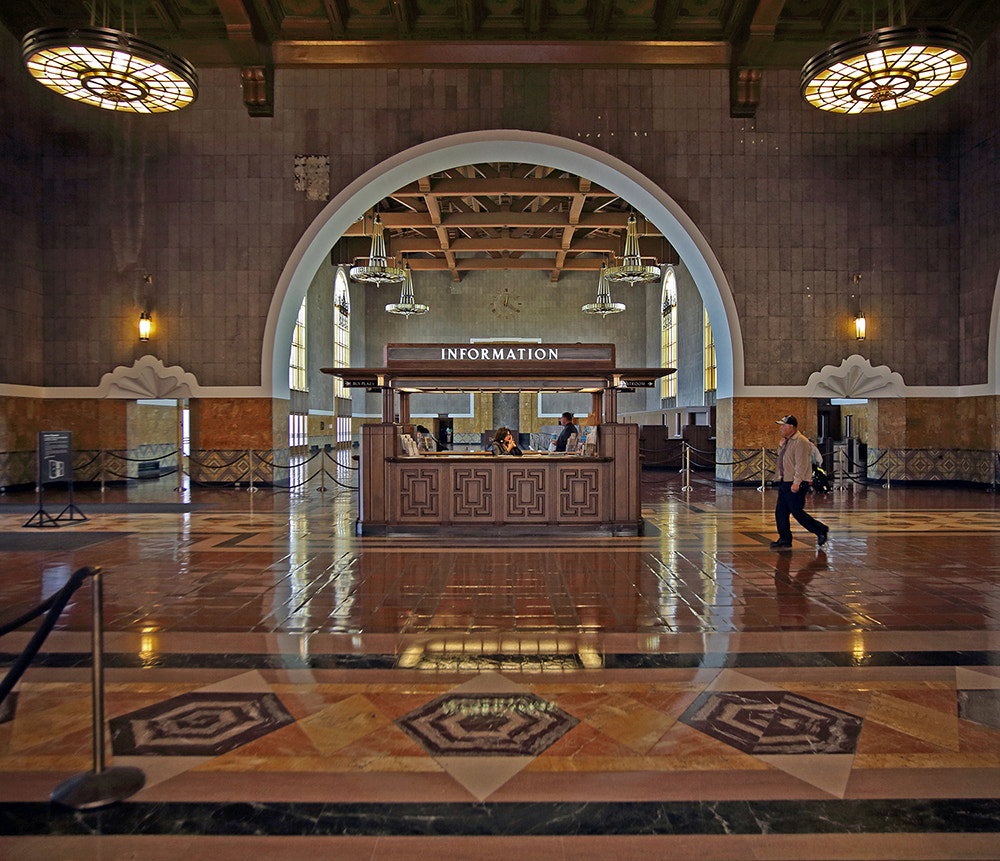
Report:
263,130,742,401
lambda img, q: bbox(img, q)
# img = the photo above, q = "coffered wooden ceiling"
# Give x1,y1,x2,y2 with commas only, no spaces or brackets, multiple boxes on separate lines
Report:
336,161,668,282
4,1,998,118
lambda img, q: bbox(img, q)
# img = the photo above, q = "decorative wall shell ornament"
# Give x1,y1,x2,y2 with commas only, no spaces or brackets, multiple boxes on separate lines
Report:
805,354,905,399
97,355,200,399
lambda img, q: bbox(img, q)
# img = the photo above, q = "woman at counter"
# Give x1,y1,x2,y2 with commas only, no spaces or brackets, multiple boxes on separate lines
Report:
491,427,523,457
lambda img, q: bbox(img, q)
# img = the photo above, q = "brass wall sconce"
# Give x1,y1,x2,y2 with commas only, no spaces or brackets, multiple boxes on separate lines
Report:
854,312,867,341
138,311,152,341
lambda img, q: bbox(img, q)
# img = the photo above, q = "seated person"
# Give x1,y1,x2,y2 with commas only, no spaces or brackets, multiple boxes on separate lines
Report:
491,426,523,457
415,425,437,452
553,411,579,452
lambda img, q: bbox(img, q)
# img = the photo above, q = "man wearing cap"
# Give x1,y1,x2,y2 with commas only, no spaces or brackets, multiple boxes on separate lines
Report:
771,415,829,549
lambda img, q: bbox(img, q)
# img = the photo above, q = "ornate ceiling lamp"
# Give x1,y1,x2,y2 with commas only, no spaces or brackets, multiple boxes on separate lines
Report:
604,214,661,284
800,3,971,114
22,11,198,114
582,265,625,317
349,213,406,286
385,265,429,317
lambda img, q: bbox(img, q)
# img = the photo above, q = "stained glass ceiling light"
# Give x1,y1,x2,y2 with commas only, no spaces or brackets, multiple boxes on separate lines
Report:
800,24,972,114
349,213,406,285
22,26,198,113
603,214,661,284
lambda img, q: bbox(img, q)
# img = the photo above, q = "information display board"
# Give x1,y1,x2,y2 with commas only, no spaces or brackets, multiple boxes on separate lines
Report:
24,431,87,527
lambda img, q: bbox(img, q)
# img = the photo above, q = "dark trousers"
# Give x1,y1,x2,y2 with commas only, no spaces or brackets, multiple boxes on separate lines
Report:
774,482,826,542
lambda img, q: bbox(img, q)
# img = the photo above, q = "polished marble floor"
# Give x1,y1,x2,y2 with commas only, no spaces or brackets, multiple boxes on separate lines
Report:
1,469,999,860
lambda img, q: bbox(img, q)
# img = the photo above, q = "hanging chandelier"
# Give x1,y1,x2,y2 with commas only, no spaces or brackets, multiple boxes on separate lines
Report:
604,214,661,284
21,24,198,114
349,213,406,286
800,7,972,115
385,265,429,317
582,265,625,317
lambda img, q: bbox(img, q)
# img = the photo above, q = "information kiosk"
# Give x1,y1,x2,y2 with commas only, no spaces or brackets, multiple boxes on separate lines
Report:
323,343,672,536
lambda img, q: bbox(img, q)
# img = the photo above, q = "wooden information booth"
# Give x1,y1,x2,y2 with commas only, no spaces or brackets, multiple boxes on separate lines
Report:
323,343,671,536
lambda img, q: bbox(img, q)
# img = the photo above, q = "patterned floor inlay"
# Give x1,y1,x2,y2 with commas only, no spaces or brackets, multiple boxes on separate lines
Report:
396,693,578,757
110,692,295,756
679,690,864,755
958,689,1000,733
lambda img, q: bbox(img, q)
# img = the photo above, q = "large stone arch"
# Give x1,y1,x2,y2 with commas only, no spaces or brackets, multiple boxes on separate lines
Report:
263,130,743,400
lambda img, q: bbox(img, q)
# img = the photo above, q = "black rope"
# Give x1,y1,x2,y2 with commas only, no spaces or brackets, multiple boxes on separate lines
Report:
0,566,98,706
255,449,321,469
326,450,359,470
185,452,247,469
103,450,179,463
73,451,103,470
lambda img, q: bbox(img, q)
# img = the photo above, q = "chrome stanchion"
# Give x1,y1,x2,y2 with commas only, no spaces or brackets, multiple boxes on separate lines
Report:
318,450,327,494
99,450,106,495
757,447,766,493
247,449,257,493
680,443,693,491
51,570,145,809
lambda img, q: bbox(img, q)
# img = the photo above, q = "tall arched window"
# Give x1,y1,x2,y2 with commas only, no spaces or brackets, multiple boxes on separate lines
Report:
704,306,716,394
333,268,352,448
289,297,308,451
289,298,307,393
333,269,351,399
660,266,677,401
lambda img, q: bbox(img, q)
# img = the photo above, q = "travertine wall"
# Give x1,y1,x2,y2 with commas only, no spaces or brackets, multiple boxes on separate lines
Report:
2,21,998,395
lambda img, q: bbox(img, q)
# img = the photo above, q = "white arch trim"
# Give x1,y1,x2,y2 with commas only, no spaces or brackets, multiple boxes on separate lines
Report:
263,130,745,400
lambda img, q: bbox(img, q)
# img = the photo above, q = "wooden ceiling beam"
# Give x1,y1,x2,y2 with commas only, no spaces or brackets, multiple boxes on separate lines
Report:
394,237,619,253
391,178,615,197
342,212,661,232
406,257,605,271
273,40,730,67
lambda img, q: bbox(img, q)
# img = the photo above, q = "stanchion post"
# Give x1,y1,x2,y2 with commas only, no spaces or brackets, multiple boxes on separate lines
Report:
319,449,327,493
757,448,766,493
680,443,692,492
50,570,145,809
247,449,257,493
100,449,106,495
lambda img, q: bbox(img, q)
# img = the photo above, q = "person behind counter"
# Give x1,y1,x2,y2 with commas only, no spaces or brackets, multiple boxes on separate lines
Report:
553,411,579,452
416,425,437,452
491,427,523,457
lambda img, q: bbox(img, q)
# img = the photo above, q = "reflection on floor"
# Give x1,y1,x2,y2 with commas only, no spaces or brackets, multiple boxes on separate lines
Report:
1,473,999,860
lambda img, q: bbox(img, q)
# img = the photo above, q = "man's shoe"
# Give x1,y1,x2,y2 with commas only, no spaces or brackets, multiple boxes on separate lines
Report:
817,527,829,547
770,540,792,549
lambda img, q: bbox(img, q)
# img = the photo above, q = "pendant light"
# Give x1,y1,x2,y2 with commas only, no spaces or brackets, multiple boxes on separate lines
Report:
349,213,406,286
582,265,625,317
604,214,661,284
385,264,429,317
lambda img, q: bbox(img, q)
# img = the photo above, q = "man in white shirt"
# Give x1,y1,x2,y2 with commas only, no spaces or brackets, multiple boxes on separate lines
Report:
770,415,829,550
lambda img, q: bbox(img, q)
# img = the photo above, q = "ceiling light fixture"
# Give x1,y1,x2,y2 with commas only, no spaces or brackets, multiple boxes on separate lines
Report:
800,2,971,114
385,264,429,317
604,214,661,284
22,13,198,114
349,213,406,286
582,265,625,317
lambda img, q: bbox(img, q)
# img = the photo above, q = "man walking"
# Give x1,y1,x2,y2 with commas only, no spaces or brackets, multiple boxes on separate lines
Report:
770,415,829,549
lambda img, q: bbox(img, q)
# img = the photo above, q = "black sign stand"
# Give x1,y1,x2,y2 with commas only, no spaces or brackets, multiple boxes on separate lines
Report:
24,431,87,528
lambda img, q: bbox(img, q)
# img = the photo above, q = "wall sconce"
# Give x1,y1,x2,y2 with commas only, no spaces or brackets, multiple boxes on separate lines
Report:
138,311,152,341
852,274,866,341
854,312,867,341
